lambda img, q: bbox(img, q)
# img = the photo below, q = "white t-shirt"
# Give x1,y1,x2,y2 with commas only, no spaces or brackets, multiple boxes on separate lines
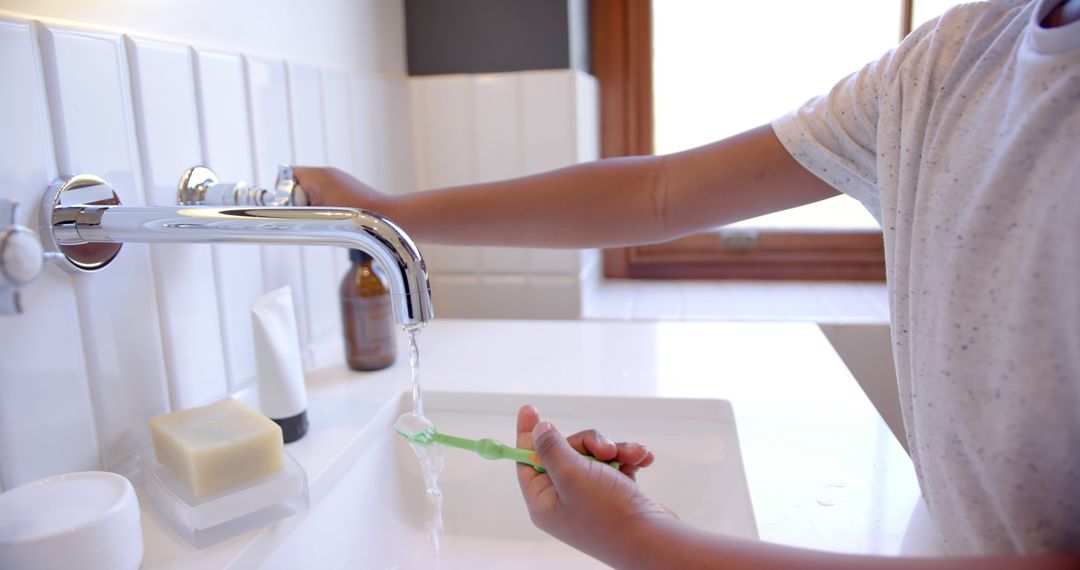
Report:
772,0,1079,555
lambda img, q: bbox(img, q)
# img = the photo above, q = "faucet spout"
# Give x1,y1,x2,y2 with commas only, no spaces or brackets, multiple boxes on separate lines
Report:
42,174,433,326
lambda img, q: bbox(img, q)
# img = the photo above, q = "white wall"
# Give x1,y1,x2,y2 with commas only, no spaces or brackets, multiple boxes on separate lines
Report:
0,2,413,490
0,0,406,75
411,70,601,319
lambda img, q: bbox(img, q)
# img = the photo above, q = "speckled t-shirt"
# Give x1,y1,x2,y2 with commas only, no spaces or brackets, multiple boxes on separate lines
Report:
771,0,1079,555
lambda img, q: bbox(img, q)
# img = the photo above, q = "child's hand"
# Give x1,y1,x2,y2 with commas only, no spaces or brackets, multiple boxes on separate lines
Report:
292,166,392,211
515,405,675,563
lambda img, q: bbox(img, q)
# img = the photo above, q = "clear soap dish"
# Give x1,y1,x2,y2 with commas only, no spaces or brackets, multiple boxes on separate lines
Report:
138,444,309,549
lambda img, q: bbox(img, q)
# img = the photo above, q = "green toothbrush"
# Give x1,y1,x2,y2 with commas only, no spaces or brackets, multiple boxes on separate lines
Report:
395,413,619,473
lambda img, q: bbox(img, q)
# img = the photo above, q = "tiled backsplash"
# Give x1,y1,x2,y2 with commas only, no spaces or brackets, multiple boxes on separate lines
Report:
0,14,599,490
411,71,601,319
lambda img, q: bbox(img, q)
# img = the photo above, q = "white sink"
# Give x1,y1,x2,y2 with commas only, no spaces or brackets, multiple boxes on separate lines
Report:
260,390,757,569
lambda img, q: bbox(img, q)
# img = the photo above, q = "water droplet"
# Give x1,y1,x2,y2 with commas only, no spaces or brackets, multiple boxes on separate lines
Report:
816,483,846,507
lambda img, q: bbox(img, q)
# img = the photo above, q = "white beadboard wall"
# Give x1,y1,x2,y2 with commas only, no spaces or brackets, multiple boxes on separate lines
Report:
411,70,601,320
0,10,414,490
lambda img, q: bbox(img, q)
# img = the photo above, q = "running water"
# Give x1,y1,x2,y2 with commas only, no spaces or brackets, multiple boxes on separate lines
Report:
407,323,425,416
399,323,444,559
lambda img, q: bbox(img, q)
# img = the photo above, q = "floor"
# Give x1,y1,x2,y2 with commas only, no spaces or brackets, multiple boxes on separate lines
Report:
584,279,890,323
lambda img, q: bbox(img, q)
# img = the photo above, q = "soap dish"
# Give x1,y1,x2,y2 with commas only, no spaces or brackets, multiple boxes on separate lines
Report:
139,444,309,549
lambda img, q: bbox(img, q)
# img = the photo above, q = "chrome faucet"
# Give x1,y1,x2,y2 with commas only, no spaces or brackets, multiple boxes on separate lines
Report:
40,167,433,326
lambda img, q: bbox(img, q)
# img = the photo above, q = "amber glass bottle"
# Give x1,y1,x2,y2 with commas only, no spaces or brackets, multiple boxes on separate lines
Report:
340,249,396,370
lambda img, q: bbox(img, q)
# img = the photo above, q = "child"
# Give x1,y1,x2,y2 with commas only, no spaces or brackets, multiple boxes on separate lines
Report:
295,0,1078,565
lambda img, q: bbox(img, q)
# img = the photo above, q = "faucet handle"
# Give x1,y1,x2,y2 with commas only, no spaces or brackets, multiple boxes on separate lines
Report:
0,199,46,315
263,165,308,207
177,165,307,207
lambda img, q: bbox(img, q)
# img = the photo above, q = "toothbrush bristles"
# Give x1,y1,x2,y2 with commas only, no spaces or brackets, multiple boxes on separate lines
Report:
394,412,437,445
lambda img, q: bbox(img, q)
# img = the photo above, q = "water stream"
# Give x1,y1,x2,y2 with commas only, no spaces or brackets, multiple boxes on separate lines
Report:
398,323,444,559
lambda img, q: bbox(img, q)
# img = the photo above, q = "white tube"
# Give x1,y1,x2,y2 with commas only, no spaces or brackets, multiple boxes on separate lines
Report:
251,286,309,442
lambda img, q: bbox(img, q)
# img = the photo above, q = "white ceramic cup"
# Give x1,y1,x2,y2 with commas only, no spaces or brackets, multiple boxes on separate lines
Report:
0,471,143,570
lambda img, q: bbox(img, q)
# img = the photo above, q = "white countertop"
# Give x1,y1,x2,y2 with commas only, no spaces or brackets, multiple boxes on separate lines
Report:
141,319,941,568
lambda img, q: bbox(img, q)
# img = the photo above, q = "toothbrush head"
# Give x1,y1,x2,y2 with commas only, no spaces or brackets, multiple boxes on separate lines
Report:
394,412,436,445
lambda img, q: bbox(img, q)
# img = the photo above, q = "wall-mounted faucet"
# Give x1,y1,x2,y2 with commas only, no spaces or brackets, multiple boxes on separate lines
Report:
39,167,433,326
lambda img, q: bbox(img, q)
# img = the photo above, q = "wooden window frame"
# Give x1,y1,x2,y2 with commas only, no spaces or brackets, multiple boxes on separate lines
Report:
591,1,914,281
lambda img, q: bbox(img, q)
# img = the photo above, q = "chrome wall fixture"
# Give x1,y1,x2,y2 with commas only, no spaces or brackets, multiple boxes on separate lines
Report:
35,166,433,325
0,200,47,315
178,165,308,207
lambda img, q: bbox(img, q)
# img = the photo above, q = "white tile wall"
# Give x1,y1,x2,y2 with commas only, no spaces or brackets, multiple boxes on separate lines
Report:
574,68,601,164
424,244,480,276
527,275,584,319
472,74,522,183
319,69,356,283
38,23,171,470
286,61,340,366
520,71,579,175
245,56,313,368
410,70,600,319
0,15,415,487
477,275,529,318
127,36,229,410
380,77,416,196
429,274,483,317
415,75,474,189
0,19,100,489
320,69,357,176
193,48,265,395
349,73,383,189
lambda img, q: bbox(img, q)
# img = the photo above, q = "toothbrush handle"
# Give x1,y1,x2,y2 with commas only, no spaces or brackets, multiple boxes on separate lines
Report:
428,432,620,473
499,445,547,471
494,441,620,473
433,432,481,453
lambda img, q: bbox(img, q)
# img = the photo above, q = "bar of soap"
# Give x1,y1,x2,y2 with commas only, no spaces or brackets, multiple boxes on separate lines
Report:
148,397,284,499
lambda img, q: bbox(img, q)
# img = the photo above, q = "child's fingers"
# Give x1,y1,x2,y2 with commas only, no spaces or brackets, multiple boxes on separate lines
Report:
614,442,652,467
639,450,656,468
516,405,542,484
620,463,642,479
566,429,618,461
532,421,591,495
616,448,653,479
516,408,561,519
517,404,540,449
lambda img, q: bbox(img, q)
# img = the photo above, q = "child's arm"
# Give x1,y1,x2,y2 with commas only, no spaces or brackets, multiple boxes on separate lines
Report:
515,406,1079,570
293,123,839,248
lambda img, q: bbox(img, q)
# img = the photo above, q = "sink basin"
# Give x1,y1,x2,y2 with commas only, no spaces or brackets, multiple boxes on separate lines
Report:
261,391,756,569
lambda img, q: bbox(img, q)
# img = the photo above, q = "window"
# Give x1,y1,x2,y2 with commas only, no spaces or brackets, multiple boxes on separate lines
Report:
593,1,964,280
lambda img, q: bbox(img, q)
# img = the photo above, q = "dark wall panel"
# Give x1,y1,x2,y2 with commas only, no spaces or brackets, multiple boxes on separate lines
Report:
406,0,588,75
